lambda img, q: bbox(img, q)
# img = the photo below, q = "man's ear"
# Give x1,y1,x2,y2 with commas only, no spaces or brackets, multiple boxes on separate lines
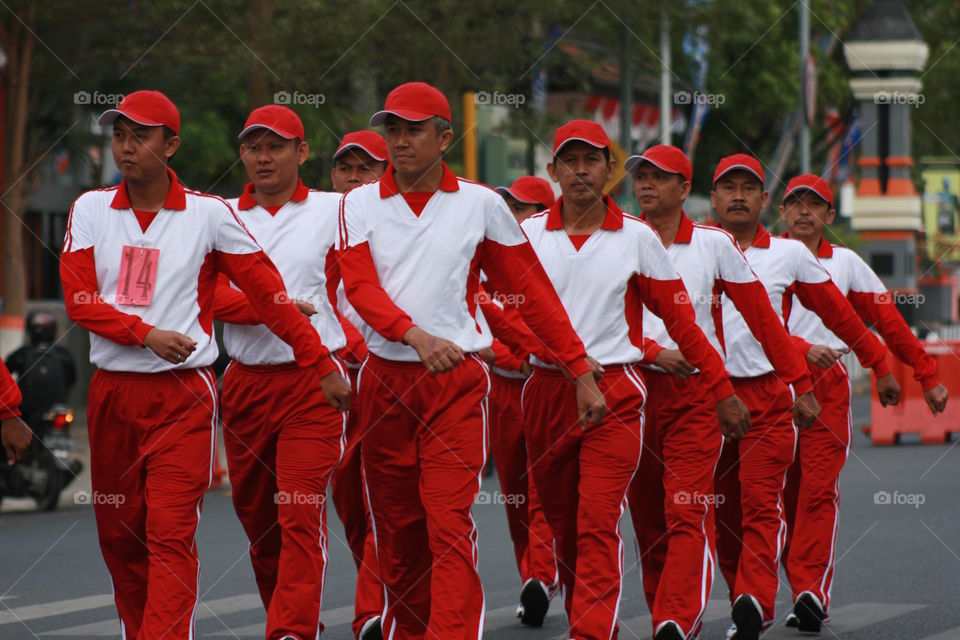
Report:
547,162,559,183
164,136,182,162
297,140,310,166
438,129,455,153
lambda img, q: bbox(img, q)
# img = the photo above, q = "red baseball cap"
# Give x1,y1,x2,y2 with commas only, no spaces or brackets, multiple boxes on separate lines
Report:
238,105,305,140
713,153,765,186
333,130,388,162
552,120,610,158
495,176,556,209
98,90,180,134
625,145,692,181
784,174,834,206
370,82,452,126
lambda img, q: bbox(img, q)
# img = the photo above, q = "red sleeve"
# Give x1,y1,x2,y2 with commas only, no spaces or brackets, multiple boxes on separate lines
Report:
791,335,813,356
60,247,154,347
640,337,665,365
848,291,939,390
0,360,22,420
338,316,369,365
634,275,734,401
723,280,813,395
215,250,335,376
793,281,890,377
478,239,590,379
213,273,262,325
339,242,416,343
491,339,525,371
479,291,545,362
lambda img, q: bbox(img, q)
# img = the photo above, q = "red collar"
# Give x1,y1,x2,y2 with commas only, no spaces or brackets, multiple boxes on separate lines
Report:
110,167,186,211
750,223,771,248
545,194,623,231
639,210,694,244
379,162,460,198
779,232,833,257
237,178,309,211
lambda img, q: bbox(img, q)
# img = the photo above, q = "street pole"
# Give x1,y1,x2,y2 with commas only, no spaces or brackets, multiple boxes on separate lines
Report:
799,0,811,173
660,4,671,145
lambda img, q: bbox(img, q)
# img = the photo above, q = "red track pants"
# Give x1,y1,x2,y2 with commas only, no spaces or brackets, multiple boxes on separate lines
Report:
524,364,645,640
714,374,796,626
782,360,851,612
488,371,558,591
221,360,347,640
627,369,722,638
331,365,385,637
87,367,219,640
358,354,489,640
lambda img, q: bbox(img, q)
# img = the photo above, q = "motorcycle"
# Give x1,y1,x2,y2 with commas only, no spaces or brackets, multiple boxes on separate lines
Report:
0,405,83,511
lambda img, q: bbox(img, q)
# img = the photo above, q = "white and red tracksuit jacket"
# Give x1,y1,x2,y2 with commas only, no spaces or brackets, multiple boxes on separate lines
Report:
718,225,890,379
61,168,332,374
337,163,590,378
786,237,937,389
214,180,347,364
639,213,813,394
0,361,22,420
521,196,733,400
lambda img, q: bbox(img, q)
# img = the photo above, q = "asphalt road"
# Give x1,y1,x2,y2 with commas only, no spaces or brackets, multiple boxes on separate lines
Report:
1,396,959,639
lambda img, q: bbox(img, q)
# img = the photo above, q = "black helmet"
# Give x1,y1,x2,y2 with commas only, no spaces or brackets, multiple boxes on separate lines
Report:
26,311,56,345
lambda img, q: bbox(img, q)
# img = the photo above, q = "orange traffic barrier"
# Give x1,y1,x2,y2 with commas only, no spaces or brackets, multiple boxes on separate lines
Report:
866,340,958,445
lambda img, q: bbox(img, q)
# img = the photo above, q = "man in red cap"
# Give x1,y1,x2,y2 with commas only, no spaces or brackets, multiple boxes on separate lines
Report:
338,83,606,639
474,175,559,627
779,174,947,632
495,175,556,220
521,120,749,640
213,104,353,640
709,154,900,640
60,90,337,640
625,145,819,640
329,130,388,640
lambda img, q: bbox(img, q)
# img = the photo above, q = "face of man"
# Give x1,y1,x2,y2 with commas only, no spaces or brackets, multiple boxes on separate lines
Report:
632,163,690,216
112,117,179,185
239,129,307,196
711,170,768,231
383,115,452,180
502,195,541,222
331,148,387,194
781,190,835,243
547,142,614,210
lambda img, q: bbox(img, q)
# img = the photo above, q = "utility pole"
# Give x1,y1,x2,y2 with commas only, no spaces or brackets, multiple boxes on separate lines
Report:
799,0,811,173
659,4,671,145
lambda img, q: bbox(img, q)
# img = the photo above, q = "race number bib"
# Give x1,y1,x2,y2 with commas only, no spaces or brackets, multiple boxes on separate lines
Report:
116,245,159,306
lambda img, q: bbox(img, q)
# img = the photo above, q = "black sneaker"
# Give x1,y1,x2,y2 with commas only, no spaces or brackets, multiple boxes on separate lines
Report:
731,594,762,640
360,616,383,640
785,612,799,627
519,578,550,627
654,621,685,640
794,591,824,633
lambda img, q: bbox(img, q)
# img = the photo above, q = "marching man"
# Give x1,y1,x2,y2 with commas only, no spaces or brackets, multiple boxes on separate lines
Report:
329,130,389,640
626,144,819,640
60,91,333,640
521,121,750,640
214,104,353,640
338,82,605,639
710,154,901,640
779,174,948,633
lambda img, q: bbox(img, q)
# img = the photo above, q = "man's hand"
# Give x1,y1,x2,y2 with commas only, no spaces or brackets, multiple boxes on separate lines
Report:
144,328,197,365
402,327,465,374
320,370,352,412
585,355,605,381
2,417,32,465
293,299,317,317
876,372,901,407
653,349,695,378
478,347,496,368
574,372,606,428
793,392,821,430
924,383,948,415
807,344,845,369
717,394,750,439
